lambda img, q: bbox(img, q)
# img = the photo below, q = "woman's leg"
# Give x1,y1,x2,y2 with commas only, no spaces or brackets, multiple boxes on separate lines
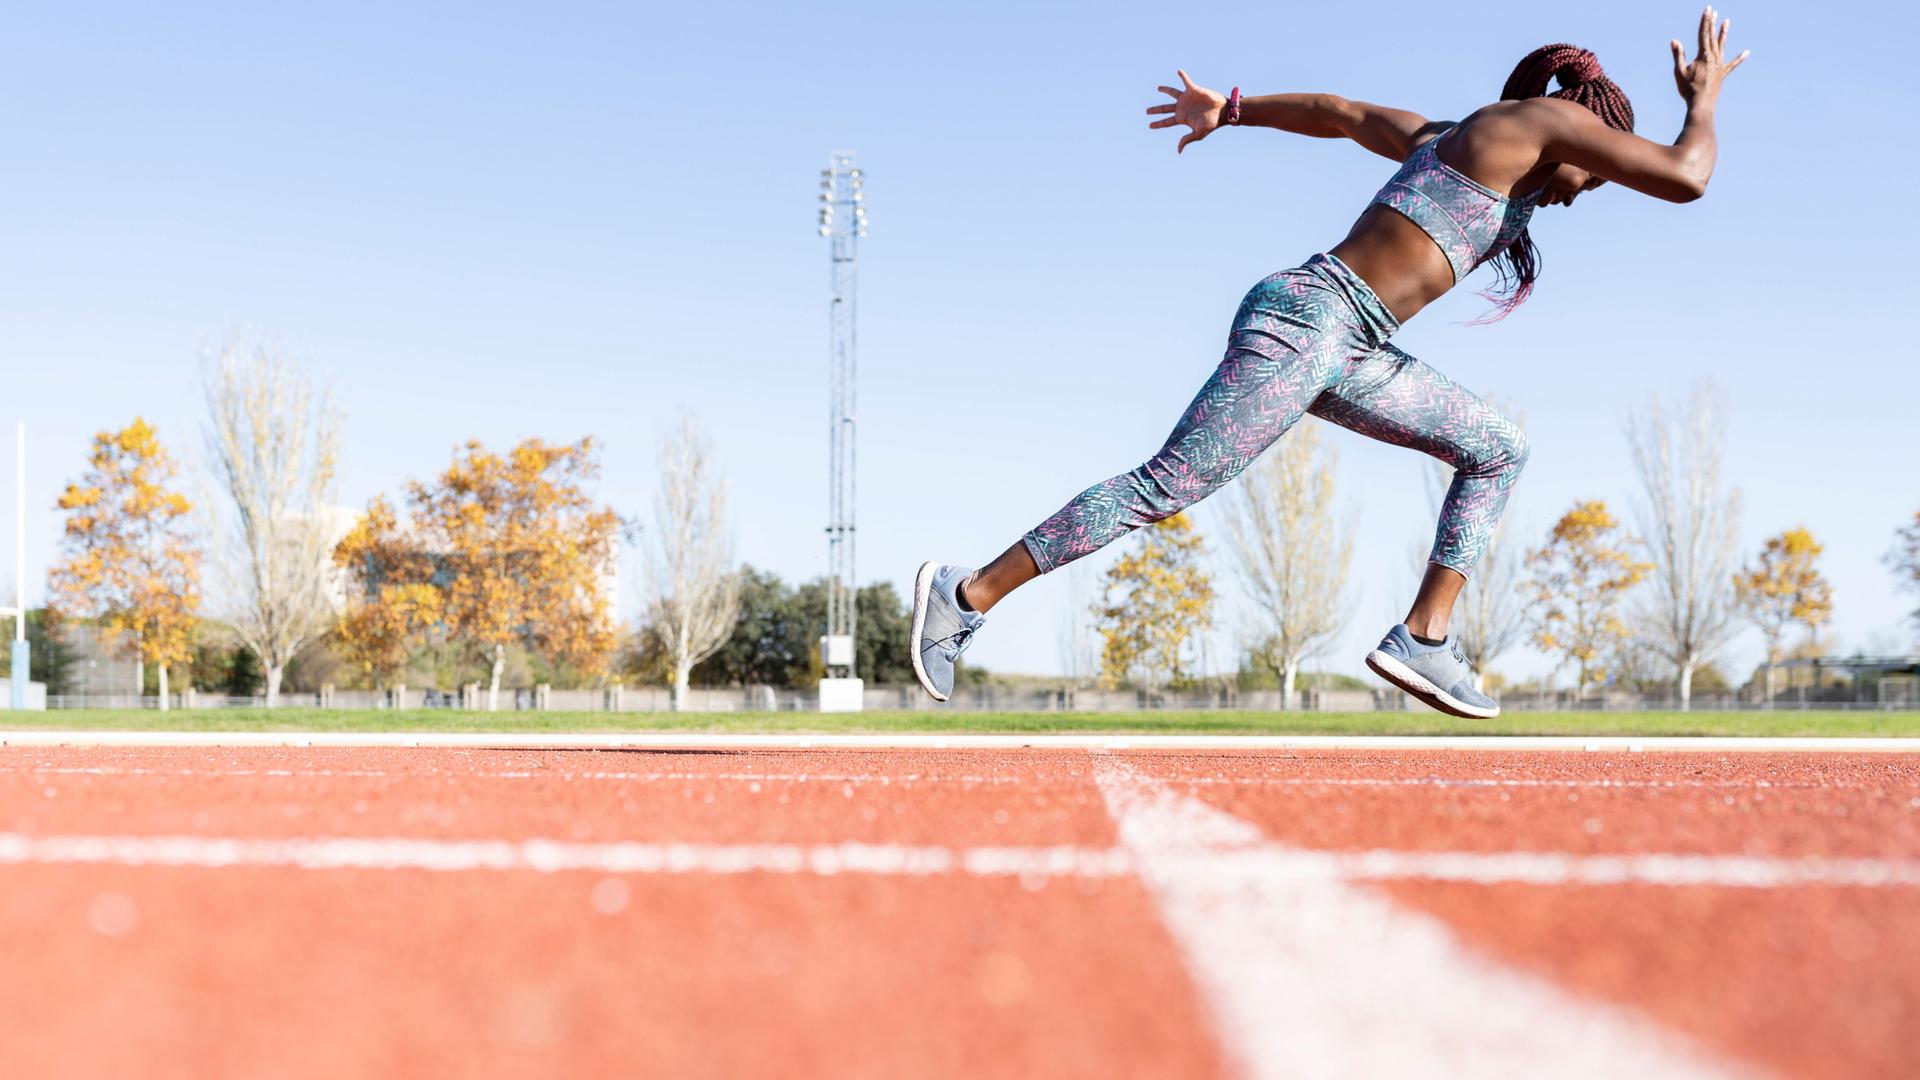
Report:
1306,343,1530,638
961,270,1371,613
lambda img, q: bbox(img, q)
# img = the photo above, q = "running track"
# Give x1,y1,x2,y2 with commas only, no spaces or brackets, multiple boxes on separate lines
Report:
0,736,1915,1078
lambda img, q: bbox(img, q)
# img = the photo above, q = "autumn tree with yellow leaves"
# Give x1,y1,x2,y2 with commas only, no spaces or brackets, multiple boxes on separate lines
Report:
47,419,201,708
1734,527,1834,704
355,437,622,710
1525,500,1650,694
332,497,441,689
1096,512,1213,690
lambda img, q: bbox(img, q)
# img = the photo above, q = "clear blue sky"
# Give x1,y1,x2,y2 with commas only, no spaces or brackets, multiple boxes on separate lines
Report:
3,1,1916,685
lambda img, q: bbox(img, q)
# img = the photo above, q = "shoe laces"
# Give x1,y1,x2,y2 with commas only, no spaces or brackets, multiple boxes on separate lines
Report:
932,625,977,656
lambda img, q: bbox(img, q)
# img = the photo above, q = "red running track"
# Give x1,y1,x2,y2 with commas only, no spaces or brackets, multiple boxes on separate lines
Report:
0,745,1914,1079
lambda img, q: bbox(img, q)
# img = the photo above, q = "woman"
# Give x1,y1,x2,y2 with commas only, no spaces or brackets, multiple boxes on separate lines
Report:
911,9,1748,718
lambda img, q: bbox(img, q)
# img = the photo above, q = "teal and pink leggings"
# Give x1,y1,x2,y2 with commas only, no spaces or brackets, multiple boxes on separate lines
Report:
1022,252,1528,578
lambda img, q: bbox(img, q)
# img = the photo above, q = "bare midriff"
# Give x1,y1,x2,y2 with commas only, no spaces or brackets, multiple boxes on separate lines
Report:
1327,205,1462,326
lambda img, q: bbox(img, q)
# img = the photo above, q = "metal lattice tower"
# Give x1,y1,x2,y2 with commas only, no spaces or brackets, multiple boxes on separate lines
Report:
817,152,866,680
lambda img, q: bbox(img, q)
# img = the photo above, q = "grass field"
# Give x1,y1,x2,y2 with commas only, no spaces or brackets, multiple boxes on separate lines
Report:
4,708,1917,737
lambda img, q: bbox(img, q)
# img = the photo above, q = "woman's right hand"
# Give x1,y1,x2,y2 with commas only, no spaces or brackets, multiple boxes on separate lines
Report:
1147,70,1227,153
1671,5,1749,106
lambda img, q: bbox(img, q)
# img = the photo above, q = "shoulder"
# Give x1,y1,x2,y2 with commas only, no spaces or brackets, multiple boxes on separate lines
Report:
1446,100,1577,158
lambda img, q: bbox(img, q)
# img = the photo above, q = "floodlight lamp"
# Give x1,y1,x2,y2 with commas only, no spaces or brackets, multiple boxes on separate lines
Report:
819,225,831,236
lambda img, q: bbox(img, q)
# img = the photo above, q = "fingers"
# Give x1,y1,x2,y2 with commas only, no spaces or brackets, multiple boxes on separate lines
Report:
1726,48,1751,73
1698,6,1713,56
1149,116,1182,129
1672,39,1687,77
1177,69,1195,92
1717,15,1730,53
1177,129,1200,154
1158,85,1180,99
1147,103,1175,115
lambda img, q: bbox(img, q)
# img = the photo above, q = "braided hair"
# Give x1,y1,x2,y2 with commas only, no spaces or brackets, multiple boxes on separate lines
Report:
1479,43,1635,320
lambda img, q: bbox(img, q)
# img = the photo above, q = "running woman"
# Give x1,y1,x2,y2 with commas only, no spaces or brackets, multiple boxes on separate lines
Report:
911,9,1748,718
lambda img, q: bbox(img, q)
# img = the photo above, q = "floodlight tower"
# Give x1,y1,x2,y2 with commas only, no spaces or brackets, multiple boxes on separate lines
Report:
816,152,867,711
1,423,26,711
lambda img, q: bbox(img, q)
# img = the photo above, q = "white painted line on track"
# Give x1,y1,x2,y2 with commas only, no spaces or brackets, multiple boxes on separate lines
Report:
1,730,1917,752
0,832,1134,879
1092,756,1754,1080
0,828,1914,891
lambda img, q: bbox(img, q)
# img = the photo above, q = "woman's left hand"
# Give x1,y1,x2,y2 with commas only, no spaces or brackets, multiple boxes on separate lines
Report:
1147,70,1226,153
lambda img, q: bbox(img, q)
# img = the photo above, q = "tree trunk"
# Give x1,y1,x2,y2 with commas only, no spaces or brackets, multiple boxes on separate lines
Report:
488,643,504,712
135,657,145,699
1763,659,1776,709
673,661,691,713
265,662,285,708
1281,659,1298,711
158,663,170,712
1678,660,1695,712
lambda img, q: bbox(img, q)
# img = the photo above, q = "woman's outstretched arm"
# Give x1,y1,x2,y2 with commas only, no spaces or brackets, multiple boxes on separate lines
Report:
1534,7,1748,201
1148,70,1442,160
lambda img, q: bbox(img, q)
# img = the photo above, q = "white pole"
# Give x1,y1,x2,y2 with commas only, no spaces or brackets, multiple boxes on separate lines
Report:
14,421,22,640
9,422,25,710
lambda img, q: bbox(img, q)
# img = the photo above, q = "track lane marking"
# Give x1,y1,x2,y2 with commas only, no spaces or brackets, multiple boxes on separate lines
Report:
0,833,1134,878
1092,755,1755,1079
0,829,1914,889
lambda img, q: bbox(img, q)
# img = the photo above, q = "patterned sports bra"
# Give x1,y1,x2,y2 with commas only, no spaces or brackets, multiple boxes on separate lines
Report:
1370,128,1537,283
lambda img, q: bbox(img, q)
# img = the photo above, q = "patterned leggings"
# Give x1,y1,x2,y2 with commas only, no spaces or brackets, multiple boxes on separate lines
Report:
1021,253,1528,578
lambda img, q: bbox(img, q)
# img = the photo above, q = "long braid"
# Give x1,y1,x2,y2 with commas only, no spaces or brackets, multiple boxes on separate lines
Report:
1481,43,1635,320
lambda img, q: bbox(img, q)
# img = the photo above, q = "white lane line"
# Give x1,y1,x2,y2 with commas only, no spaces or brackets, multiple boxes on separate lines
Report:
0,832,1134,879
1092,756,1753,1080
2,731,1917,752
0,828,1913,891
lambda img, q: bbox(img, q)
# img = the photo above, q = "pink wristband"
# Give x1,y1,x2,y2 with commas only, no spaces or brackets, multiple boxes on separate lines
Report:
1225,86,1242,125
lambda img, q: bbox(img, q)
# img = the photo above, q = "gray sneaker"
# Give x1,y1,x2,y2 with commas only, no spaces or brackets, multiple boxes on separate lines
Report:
911,561,985,702
1365,624,1500,719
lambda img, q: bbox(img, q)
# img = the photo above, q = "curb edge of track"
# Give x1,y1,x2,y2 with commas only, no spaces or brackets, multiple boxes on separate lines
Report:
1,732,1918,752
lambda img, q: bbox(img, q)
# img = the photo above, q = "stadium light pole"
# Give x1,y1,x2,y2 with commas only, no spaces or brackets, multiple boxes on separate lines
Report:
3,422,26,711
816,153,867,712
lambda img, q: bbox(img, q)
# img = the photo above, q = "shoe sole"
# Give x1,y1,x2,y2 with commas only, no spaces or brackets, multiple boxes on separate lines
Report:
1365,649,1501,720
909,560,947,702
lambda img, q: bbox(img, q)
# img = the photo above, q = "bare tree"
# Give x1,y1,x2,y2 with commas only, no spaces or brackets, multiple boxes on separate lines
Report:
1220,422,1352,709
1624,381,1741,710
1054,561,1100,688
642,416,742,711
202,340,343,707
1419,412,1529,692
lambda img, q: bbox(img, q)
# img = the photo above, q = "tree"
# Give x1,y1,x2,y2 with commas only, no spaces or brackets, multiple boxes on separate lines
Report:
1096,512,1213,689
1421,405,1529,691
47,419,200,709
1624,381,1742,709
1734,527,1834,705
403,438,621,710
640,417,741,711
1889,511,1920,639
687,571,914,690
1525,500,1649,693
333,496,438,688
202,342,344,706
1222,422,1351,708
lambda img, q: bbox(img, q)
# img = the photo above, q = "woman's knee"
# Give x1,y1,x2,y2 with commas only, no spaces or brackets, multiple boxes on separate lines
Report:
1459,414,1529,479
1125,449,1229,521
